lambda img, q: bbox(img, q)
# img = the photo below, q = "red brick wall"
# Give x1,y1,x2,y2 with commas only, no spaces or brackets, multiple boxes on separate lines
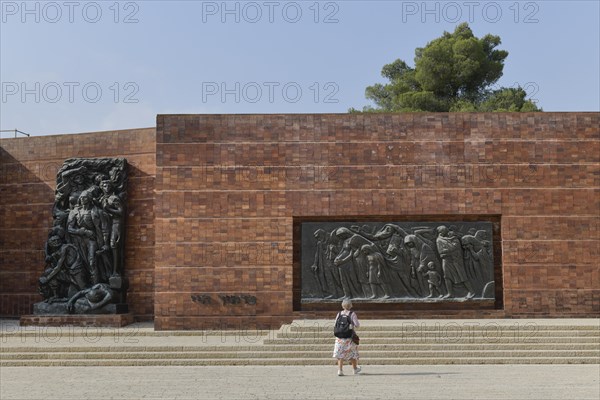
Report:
2,114,598,328
0,128,156,320
155,113,599,329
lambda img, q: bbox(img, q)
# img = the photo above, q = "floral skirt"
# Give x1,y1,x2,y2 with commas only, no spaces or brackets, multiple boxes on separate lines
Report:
332,337,359,361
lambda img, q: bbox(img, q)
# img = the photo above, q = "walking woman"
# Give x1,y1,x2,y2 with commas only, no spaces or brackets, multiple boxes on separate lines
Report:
332,299,361,376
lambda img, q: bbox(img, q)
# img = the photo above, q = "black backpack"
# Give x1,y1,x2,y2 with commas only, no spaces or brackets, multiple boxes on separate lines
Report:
333,311,354,338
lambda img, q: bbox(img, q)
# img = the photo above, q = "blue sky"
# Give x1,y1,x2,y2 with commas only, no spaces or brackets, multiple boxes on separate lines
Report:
1,0,599,136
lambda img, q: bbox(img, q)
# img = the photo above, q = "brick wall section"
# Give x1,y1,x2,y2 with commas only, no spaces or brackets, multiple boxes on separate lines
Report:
1,114,598,328
0,128,156,320
155,113,599,329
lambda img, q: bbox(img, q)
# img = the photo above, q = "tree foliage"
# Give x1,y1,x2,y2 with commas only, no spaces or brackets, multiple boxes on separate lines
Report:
354,23,541,112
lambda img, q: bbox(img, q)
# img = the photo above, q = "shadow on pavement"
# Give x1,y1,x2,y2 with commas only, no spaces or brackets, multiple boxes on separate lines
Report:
359,372,460,377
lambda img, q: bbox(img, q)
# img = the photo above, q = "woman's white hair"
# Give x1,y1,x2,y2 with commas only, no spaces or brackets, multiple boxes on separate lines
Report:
341,299,352,310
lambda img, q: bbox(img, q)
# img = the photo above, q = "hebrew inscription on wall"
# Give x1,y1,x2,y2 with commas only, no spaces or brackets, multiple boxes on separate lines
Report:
301,222,495,302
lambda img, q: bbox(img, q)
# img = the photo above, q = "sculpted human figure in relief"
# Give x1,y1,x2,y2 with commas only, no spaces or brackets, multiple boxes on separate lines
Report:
303,221,494,302
35,158,128,315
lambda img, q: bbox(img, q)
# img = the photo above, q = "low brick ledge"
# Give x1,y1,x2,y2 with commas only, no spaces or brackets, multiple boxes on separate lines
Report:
19,314,135,328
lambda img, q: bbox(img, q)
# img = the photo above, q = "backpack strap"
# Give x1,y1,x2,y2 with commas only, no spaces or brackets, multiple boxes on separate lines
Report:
337,310,353,323
339,311,353,318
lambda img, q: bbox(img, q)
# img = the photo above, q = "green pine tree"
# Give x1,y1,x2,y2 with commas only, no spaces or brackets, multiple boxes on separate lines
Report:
352,23,541,113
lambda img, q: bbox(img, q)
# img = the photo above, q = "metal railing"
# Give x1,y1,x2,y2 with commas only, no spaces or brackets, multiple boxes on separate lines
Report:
0,129,30,138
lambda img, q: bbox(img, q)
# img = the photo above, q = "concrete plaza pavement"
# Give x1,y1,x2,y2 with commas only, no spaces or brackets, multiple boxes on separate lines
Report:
1,364,599,400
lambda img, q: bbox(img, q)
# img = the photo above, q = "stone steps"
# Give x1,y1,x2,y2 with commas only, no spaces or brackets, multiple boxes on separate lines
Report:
288,325,600,332
2,357,598,367
1,319,597,366
2,349,599,360
0,330,267,338
3,343,598,352
265,337,600,345
276,331,600,339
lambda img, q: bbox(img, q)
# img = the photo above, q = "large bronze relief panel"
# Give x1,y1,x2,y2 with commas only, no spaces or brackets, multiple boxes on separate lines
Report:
35,158,128,314
301,221,495,303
